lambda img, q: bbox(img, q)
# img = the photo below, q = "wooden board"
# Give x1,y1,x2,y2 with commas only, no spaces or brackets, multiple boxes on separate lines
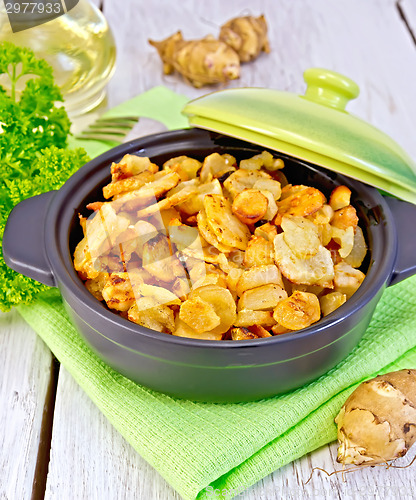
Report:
44,367,182,500
0,310,53,500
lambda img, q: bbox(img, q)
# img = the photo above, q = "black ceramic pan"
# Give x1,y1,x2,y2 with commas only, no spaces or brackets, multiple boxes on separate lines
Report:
4,129,416,402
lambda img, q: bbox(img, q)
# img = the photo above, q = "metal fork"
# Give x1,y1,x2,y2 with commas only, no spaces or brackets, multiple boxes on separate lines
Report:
75,115,140,143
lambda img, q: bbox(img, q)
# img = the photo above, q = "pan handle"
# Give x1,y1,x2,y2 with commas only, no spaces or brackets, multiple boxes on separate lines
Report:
386,196,416,286
3,191,57,287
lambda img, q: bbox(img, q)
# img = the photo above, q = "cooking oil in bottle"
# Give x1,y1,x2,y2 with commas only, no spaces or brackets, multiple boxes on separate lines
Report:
0,1,116,116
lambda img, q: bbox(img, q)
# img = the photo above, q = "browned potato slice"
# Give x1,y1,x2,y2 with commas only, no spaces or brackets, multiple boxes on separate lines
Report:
179,296,221,333
178,179,223,215
238,284,287,311
102,272,136,312
234,309,276,327
226,267,244,297
331,205,358,230
204,194,251,251
173,318,224,340
240,157,263,170
199,152,236,183
274,234,334,286
331,226,354,258
168,223,202,252
163,156,202,179
329,185,351,211
159,207,182,227
308,204,334,225
142,233,186,282
113,171,181,210
231,327,259,340
259,190,278,220
334,261,365,298
186,259,218,284
281,215,321,259
116,220,158,260
240,151,283,171
228,249,245,267
172,277,190,300
103,170,155,199
253,177,282,200
320,291,347,316
290,283,326,296
128,297,175,333
86,204,130,258
271,323,293,335
243,235,274,267
249,324,273,337
223,168,271,199
254,222,278,241
231,189,268,224
136,283,181,306
110,154,159,182
273,291,321,330
188,285,236,335
73,237,100,280
192,273,228,290
196,208,235,253
317,223,333,247
344,226,367,268
275,185,326,224
85,272,109,301
236,264,283,296
136,183,197,218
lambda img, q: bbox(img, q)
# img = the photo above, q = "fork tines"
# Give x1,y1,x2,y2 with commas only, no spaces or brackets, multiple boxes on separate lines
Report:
75,115,140,142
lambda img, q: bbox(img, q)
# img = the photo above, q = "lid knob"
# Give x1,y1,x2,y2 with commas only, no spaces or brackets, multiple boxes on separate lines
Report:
303,68,360,111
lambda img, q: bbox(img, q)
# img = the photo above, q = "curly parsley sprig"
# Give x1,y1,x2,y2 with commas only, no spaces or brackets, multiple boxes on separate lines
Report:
0,42,90,311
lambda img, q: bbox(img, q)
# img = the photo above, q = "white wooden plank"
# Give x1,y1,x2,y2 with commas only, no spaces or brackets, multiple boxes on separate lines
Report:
44,367,182,500
243,443,416,500
398,0,416,37
0,309,53,500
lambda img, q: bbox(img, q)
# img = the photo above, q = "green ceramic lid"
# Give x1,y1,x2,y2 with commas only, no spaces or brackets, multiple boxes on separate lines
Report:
182,68,416,204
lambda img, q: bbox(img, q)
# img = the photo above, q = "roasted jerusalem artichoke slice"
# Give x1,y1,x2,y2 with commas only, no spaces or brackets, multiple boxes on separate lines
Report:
179,296,221,333
280,215,321,259
273,291,321,330
237,284,287,311
102,272,137,312
110,154,159,182
142,233,187,282
203,194,251,251
188,285,236,335
173,318,224,340
274,233,334,286
275,185,326,224
128,297,175,333
236,264,283,296
231,189,268,224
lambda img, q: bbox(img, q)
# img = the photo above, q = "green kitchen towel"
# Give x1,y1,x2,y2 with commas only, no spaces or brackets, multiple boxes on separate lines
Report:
16,86,416,500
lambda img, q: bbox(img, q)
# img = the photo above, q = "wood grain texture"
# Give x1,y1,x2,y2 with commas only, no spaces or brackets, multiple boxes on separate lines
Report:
399,0,416,38
0,310,53,500
44,367,182,500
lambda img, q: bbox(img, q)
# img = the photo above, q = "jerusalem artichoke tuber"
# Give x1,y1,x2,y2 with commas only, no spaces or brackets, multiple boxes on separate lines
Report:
219,15,270,63
149,31,240,88
335,369,416,465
